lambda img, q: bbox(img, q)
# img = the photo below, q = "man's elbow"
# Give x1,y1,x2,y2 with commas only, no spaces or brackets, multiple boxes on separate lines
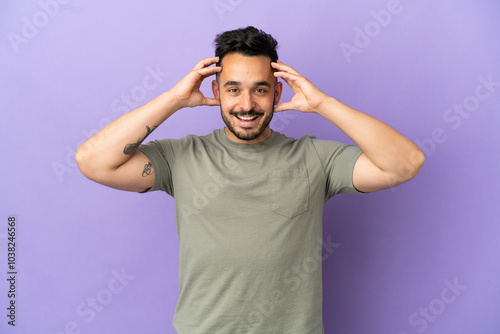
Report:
410,147,425,174
398,148,425,183
75,145,100,180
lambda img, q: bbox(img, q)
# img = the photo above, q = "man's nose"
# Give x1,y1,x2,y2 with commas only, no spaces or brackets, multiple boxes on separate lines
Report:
238,92,254,111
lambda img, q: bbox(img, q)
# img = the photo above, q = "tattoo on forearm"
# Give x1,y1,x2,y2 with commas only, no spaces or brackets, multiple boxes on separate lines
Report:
123,125,158,155
142,162,154,177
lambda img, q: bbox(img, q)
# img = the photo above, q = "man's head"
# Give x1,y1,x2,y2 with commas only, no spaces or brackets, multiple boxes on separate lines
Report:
212,26,282,144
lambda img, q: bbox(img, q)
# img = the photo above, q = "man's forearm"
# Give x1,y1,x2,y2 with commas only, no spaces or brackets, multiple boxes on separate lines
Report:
75,57,220,191
317,97,424,180
75,91,181,173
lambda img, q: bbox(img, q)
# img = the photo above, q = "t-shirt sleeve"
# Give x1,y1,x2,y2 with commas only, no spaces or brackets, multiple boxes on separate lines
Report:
137,139,175,196
311,138,364,199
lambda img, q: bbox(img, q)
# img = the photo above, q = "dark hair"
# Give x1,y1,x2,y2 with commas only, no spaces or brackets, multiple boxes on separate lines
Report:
214,26,278,66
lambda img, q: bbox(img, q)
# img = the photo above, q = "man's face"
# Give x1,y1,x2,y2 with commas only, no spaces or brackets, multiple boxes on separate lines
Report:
212,53,282,144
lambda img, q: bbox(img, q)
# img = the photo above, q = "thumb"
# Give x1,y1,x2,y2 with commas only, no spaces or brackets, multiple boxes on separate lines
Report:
274,102,294,113
203,97,220,107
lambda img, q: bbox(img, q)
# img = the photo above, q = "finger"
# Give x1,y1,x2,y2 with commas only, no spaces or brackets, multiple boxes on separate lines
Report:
198,65,221,77
272,60,299,75
193,56,220,70
195,56,219,69
202,97,220,107
274,101,294,112
273,70,299,86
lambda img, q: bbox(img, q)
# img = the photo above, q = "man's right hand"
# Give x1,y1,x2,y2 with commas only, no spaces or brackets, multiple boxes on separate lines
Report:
170,56,221,109
76,56,222,193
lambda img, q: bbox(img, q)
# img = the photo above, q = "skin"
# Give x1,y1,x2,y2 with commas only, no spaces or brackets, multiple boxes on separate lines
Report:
211,53,282,144
75,55,424,193
271,60,425,192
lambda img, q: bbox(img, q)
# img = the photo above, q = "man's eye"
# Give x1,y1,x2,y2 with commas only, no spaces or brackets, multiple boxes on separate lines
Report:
228,88,238,93
255,88,267,93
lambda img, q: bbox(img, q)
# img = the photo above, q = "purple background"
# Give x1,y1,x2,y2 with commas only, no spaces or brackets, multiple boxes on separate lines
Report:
1,0,499,333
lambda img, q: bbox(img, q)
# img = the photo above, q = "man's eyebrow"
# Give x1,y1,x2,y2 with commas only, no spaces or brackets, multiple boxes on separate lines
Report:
223,81,241,87
223,80,272,88
254,81,271,87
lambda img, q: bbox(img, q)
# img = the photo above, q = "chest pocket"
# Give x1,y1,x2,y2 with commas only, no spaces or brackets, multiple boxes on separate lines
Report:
269,168,310,218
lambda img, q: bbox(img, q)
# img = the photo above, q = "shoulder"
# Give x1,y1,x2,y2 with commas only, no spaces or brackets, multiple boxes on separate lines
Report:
272,131,361,160
153,131,215,148
271,131,354,152
271,130,317,146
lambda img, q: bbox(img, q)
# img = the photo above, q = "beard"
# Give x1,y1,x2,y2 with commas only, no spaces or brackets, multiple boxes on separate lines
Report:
221,107,274,141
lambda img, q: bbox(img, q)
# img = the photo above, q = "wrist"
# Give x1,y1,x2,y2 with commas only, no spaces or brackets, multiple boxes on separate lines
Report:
315,96,338,117
162,90,184,113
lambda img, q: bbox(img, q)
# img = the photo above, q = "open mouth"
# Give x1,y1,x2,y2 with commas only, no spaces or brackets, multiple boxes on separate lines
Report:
232,113,262,128
235,115,259,121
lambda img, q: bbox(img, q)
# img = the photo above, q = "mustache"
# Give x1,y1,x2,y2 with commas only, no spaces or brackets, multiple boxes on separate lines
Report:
229,109,264,117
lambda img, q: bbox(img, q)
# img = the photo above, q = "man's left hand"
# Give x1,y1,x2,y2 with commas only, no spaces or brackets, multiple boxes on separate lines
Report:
271,60,329,113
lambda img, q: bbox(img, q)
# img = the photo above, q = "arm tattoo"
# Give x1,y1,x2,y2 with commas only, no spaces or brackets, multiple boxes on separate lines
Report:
123,125,158,155
142,162,154,177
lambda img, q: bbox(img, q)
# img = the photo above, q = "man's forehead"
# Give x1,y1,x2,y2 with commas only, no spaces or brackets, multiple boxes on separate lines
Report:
218,53,274,83
220,52,272,65
220,54,273,72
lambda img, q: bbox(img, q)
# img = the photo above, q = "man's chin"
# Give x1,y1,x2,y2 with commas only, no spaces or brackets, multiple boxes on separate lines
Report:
231,128,262,141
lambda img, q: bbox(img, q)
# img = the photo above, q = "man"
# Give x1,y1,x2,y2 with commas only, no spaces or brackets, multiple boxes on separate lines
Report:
76,26,424,333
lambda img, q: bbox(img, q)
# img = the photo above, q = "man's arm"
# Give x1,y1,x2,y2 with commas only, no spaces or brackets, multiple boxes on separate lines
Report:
75,57,221,192
271,60,425,193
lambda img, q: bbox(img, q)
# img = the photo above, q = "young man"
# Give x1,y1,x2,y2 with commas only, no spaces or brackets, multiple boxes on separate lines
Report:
76,26,424,333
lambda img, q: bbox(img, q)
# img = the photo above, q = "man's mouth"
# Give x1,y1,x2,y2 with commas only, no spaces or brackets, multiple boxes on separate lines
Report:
235,115,259,121
232,112,263,128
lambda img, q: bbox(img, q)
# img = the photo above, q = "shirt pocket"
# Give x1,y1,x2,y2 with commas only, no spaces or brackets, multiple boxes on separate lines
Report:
269,168,310,218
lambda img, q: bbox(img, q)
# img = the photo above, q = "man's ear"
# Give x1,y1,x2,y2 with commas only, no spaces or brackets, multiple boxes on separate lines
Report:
274,81,283,105
212,80,220,100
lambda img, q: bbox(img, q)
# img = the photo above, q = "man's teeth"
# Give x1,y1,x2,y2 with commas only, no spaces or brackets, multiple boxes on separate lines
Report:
237,115,258,121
